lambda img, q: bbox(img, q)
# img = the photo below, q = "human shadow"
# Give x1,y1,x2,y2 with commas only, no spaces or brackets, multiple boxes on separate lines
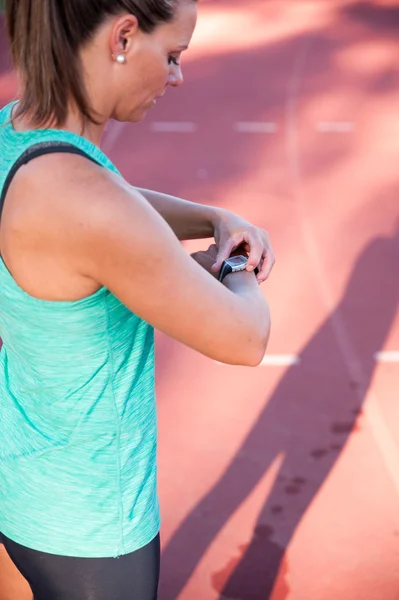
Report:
160,225,399,599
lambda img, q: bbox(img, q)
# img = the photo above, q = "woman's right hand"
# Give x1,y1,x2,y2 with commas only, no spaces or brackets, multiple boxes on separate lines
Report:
190,244,219,278
191,243,253,279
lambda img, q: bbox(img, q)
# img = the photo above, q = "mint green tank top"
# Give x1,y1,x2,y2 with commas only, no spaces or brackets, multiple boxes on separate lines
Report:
0,102,160,557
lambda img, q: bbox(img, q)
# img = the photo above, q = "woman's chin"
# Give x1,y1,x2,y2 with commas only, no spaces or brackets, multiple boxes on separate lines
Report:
131,103,156,122
111,101,156,124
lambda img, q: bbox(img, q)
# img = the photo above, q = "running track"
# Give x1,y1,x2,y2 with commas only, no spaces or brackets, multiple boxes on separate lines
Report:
1,1,399,598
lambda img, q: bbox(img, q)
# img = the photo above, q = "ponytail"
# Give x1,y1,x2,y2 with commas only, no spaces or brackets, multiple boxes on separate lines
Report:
5,0,195,128
6,0,92,127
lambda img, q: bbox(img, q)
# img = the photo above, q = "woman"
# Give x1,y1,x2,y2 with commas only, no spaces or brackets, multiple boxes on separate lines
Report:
0,0,273,598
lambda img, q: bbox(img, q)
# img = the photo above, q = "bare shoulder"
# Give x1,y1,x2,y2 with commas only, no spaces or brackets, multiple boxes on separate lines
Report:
4,151,131,225
2,151,156,260
3,151,184,287
1,151,156,300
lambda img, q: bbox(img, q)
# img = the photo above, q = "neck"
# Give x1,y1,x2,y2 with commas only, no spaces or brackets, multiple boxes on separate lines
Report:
62,110,107,147
12,101,108,147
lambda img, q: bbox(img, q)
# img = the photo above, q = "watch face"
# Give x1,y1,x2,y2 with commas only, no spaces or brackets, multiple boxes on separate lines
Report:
227,255,247,266
218,255,248,281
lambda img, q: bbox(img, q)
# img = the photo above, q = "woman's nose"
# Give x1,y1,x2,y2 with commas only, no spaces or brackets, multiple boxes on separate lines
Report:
168,65,184,87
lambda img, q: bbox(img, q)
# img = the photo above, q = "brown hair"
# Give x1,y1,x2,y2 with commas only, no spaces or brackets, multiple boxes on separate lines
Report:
6,0,190,127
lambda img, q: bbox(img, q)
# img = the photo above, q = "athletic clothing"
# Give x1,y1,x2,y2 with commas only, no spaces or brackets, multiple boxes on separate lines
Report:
2,533,160,600
0,102,160,558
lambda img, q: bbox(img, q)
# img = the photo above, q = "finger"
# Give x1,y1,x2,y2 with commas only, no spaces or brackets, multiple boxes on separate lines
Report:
232,242,250,257
256,249,275,282
245,234,264,272
211,237,242,271
206,243,218,258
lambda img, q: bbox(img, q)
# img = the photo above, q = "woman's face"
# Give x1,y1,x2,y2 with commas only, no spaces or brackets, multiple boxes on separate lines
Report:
110,1,198,122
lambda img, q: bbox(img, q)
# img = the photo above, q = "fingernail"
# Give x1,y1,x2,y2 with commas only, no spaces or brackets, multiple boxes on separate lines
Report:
247,265,254,272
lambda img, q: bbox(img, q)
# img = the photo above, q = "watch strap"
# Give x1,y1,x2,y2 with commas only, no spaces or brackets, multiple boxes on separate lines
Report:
218,262,234,282
218,258,259,283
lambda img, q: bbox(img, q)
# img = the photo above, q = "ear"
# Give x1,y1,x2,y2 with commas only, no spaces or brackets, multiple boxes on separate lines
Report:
110,15,140,59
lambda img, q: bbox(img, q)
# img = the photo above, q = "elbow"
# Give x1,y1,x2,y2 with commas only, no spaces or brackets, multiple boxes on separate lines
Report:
234,317,271,368
217,334,269,367
243,330,270,367
215,304,271,367
245,305,271,366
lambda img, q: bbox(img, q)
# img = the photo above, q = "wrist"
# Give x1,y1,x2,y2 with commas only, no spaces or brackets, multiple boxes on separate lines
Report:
218,254,259,283
210,206,229,234
223,269,259,292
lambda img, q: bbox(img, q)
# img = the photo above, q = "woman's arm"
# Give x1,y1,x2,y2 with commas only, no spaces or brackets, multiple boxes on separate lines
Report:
137,188,275,283
136,188,216,240
17,156,270,366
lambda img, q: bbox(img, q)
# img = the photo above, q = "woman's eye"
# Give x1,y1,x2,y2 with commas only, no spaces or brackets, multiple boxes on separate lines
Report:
168,56,180,66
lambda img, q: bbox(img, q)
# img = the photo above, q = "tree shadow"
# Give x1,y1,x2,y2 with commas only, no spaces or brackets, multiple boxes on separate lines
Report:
342,0,399,32
160,224,399,599
1,4,398,201
105,0,398,216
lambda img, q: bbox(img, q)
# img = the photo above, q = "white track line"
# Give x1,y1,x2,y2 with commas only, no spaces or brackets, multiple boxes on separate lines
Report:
215,354,300,367
374,351,399,363
234,121,277,133
150,122,197,133
260,354,300,366
316,121,355,133
216,353,398,367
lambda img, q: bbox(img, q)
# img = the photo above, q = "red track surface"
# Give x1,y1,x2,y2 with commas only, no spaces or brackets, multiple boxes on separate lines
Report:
1,1,399,598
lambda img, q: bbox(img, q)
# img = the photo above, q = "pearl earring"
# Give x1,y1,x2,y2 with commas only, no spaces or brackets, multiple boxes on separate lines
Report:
116,54,126,64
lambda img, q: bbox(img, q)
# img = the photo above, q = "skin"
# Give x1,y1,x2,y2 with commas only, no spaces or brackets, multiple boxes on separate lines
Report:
0,545,33,600
1,0,273,594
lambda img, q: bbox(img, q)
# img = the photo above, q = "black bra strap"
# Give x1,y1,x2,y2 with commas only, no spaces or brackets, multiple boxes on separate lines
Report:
0,142,100,220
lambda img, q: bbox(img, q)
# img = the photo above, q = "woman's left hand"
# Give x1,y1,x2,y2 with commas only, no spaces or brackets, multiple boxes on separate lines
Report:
211,210,275,283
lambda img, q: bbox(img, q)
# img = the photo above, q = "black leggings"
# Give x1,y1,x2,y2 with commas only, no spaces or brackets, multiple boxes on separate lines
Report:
1,534,160,600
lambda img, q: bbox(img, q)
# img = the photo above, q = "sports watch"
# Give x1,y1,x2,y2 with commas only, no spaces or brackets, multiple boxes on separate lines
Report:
218,255,259,282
